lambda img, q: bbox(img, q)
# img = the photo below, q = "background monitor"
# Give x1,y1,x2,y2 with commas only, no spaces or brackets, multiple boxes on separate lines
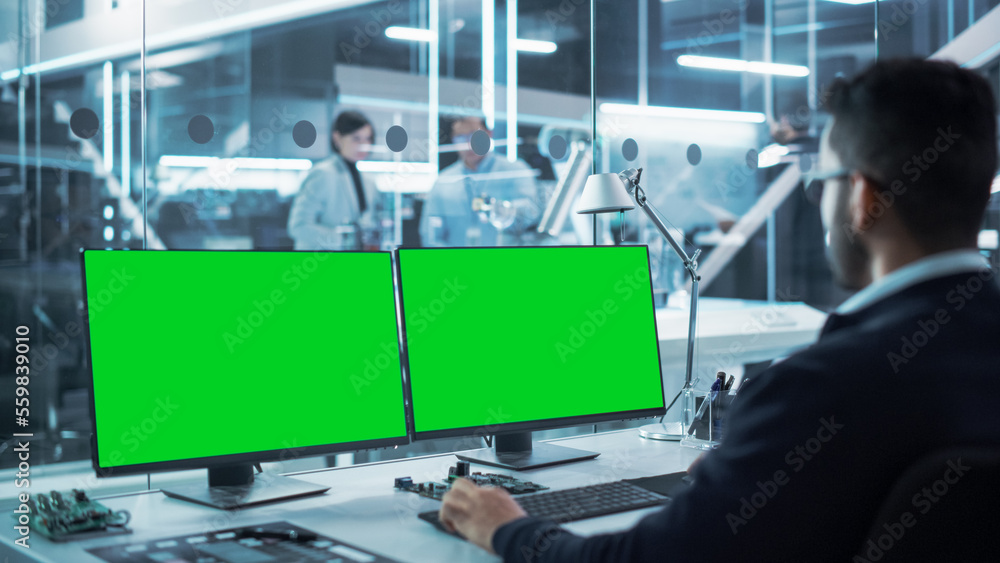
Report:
82,249,408,509
396,245,666,470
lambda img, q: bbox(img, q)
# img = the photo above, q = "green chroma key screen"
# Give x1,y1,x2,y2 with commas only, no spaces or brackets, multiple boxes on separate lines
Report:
82,250,407,471
397,246,665,436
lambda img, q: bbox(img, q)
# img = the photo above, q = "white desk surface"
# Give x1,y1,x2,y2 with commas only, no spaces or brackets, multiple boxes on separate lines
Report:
1,430,702,563
655,298,826,369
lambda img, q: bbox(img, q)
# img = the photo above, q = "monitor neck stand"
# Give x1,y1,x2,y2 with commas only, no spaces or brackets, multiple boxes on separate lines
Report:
456,432,599,471
161,463,330,510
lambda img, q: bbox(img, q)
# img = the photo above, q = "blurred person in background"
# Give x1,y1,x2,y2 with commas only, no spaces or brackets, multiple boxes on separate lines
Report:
288,110,381,250
422,116,540,247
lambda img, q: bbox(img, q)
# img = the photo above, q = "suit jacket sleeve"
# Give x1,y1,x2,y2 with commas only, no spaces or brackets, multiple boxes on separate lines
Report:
492,355,864,563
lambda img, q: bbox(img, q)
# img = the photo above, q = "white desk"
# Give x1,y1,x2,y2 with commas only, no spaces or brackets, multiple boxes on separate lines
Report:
655,299,825,374
1,430,702,563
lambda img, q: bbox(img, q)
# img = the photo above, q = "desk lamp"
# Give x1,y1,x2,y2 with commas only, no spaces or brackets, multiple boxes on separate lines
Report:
575,172,636,244
576,168,701,441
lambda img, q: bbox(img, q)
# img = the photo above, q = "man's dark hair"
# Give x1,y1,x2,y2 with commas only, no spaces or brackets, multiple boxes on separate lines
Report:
824,58,998,249
330,110,373,154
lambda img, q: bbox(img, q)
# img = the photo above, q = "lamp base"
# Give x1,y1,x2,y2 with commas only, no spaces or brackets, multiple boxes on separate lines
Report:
638,422,685,441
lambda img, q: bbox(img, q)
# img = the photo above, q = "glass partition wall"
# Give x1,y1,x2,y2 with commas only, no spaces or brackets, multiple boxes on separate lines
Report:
2,0,998,479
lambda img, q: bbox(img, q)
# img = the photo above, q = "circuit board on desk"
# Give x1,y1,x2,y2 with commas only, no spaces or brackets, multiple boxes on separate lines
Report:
87,521,401,563
394,461,549,500
18,489,131,542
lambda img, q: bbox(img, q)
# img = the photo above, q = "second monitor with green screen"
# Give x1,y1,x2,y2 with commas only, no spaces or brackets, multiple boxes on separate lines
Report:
397,246,666,470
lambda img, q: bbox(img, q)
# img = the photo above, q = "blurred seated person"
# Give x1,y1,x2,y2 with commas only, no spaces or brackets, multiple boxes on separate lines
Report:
421,116,540,246
288,110,381,250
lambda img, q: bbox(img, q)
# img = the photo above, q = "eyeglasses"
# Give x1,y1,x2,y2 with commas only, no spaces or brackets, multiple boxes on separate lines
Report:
801,168,850,205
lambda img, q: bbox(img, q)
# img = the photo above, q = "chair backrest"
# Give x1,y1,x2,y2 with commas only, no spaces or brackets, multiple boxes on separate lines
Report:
856,446,1000,562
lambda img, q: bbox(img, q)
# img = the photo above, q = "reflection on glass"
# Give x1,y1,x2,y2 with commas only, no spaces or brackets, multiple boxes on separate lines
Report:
488,198,517,245
422,116,540,247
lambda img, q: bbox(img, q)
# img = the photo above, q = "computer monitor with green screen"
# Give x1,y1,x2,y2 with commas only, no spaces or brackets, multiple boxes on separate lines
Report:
396,246,666,470
81,250,407,509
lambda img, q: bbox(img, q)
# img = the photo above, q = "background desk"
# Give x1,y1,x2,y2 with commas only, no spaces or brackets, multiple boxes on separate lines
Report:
656,298,825,393
1,430,702,563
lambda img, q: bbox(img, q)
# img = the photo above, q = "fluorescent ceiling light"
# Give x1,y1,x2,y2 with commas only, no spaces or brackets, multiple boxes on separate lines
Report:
438,137,519,153
158,155,312,170
1,69,20,82
678,55,809,77
506,0,517,163
385,26,437,42
159,155,217,168
103,61,114,174
514,39,557,54
434,169,539,184
600,103,766,123
384,27,555,55
120,71,131,196
482,0,495,130
232,157,312,170
355,161,437,174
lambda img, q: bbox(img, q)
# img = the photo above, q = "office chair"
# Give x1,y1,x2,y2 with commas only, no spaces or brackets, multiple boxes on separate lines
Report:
856,446,1000,562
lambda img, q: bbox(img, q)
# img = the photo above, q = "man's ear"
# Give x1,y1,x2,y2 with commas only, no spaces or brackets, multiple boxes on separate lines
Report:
849,172,881,235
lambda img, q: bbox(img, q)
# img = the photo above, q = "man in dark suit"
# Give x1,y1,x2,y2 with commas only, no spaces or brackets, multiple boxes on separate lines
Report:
438,59,1000,561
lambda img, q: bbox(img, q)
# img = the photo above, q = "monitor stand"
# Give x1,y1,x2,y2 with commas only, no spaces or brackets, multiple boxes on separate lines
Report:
161,464,330,510
456,432,599,471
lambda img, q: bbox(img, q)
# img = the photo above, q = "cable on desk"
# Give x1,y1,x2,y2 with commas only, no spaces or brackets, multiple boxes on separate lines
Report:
659,388,684,423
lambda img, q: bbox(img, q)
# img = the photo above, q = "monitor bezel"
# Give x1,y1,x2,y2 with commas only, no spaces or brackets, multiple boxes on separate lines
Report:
394,245,667,442
80,248,410,478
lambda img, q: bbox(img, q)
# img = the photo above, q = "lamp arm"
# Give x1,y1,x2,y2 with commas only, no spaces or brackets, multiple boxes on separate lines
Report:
634,193,700,282
623,169,700,390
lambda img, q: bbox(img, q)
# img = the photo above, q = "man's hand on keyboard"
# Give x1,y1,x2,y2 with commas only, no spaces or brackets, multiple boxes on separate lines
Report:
440,478,528,552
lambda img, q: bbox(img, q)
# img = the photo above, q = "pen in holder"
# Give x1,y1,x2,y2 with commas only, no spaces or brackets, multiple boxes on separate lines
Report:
680,372,732,450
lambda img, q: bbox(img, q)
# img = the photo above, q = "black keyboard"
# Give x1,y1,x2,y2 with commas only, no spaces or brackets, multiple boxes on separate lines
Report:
514,480,669,522
419,480,669,533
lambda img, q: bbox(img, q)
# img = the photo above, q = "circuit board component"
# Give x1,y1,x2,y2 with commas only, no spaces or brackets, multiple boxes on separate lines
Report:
20,489,131,542
394,461,549,500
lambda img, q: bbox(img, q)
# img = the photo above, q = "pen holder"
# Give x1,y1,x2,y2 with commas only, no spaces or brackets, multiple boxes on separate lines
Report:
679,387,731,450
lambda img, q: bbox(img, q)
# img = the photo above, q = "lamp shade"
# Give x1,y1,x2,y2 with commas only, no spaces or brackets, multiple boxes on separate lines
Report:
575,173,636,214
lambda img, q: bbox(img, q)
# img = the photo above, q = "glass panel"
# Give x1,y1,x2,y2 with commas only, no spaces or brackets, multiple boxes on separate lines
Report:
878,0,1000,58
420,0,584,249
599,0,776,304
2,0,996,482
1,0,145,476
771,0,876,311
146,32,254,251
948,0,1000,41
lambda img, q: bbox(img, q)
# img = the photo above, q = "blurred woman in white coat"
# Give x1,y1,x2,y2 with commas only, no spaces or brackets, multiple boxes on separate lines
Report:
288,110,380,250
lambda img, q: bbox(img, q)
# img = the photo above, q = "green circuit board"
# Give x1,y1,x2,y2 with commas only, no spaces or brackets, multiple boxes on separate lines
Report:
394,462,549,500
17,489,131,542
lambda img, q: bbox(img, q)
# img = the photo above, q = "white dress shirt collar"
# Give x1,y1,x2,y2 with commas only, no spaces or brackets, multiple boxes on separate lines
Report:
836,249,989,315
